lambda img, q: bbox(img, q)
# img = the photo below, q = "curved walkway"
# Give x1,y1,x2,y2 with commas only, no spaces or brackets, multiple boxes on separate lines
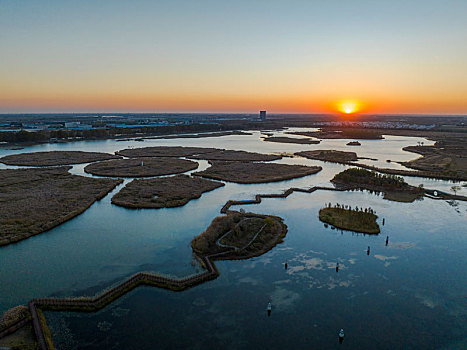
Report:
1,184,465,349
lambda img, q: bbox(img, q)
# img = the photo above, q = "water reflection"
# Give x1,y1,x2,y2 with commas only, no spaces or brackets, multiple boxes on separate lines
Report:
0,129,466,349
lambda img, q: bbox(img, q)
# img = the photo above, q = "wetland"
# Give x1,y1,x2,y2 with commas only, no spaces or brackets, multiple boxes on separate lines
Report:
0,128,466,350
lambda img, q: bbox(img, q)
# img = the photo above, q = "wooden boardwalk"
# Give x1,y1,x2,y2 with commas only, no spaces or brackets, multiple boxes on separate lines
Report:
1,184,463,349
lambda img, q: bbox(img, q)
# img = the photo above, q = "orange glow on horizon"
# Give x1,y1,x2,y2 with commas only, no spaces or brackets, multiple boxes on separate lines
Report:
334,100,361,115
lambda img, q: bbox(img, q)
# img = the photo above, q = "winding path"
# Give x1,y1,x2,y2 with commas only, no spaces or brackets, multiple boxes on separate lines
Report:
1,184,465,349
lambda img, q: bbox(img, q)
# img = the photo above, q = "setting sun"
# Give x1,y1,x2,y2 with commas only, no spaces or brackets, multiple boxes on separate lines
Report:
338,100,359,114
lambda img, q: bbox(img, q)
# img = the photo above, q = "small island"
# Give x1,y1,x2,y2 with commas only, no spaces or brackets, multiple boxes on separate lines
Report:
116,146,281,162
288,128,383,140
188,149,281,162
191,212,287,260
296,150,359,163
0,151,121,166
346,141,361,146
331,168,424,202
111,174,224,209
0,167,122,246
319,204,380,234
84,157,198,177
193,161,321,183
116,146,218,158
262,136,320,145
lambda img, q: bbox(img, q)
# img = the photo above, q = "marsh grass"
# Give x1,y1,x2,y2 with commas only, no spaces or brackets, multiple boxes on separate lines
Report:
193,161,321,183
296,150,359,162
0,151,120,166
111,174,223,209
0,167,122,245
191,212,287,259
263,136,320,145
116,146,217,158
84,157,198,177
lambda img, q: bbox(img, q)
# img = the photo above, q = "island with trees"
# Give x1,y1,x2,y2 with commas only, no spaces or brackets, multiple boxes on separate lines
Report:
319,203,380,234
331,168,424,202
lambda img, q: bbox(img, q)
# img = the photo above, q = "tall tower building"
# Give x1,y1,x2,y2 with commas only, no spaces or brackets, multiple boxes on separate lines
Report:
260,110,266,121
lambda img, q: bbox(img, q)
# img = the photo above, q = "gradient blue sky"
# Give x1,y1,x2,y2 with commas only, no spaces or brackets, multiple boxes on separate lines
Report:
1,0,466,113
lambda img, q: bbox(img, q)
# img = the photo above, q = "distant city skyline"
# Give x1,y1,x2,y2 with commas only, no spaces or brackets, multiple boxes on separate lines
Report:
1,0,467,114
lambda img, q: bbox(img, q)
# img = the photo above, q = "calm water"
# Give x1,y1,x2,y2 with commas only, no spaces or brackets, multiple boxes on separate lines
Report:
0,129,466,349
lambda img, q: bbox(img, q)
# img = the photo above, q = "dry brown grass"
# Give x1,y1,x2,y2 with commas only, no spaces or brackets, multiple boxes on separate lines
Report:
116,146,217,158
191,212,287,259
296,150,359,162
0,167,122,246
111,174,224,209
194,161,321,183
84,157,198,177
188,149,281,161
0,151,121,166
401,136,467,179
0,306,29,329
0,323,37,350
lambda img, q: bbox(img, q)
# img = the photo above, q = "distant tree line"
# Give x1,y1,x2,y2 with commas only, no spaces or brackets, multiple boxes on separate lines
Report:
0,122,263,144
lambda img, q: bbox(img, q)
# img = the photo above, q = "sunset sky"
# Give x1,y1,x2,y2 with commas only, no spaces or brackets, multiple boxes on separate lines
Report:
1,0,466,114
